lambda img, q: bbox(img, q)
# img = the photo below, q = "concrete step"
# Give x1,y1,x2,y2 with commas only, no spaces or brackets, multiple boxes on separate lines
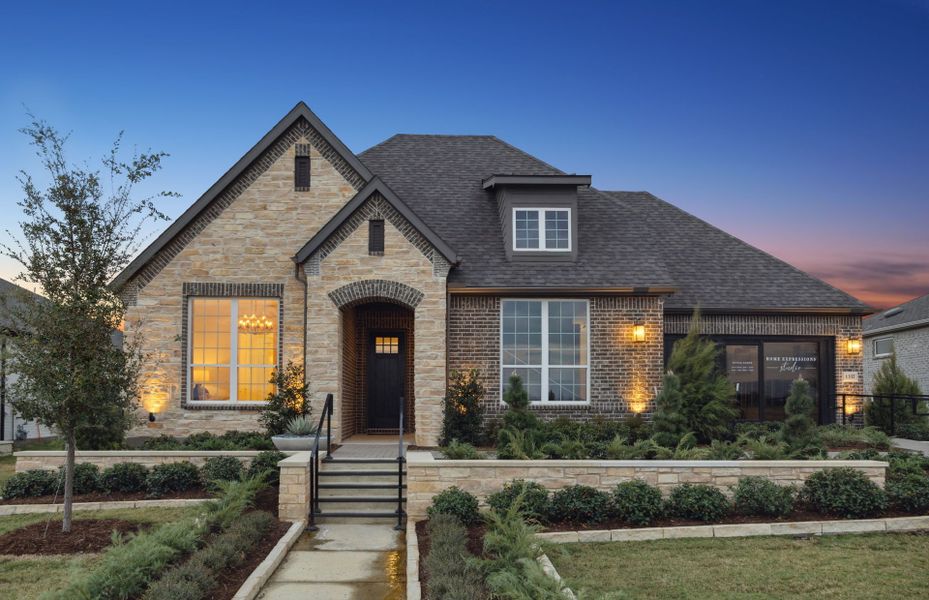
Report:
312,510,404,525
316,497,406,511
317,485,404,498
317,470,404,485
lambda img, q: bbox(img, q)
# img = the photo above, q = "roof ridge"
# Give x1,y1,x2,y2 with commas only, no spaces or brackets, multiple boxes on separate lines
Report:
602,190,871,312
487,135,565,175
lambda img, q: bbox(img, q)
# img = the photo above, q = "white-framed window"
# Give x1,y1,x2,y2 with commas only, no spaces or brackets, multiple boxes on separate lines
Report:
873,337,894,359
512,208,571,251
188,297,279,404
500,299,589,404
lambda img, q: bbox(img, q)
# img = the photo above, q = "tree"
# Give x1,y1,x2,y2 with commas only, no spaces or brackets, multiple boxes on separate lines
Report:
258,361,310,435
2,118,173,532
651,372,689,447
440,368,485,446
783,377,817,449
666,311,737,442
867,353,924,434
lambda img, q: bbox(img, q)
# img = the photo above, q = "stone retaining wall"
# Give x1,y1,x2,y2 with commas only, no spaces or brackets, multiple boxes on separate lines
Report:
405,452,888,518
277,451,311,522
13,450,274,472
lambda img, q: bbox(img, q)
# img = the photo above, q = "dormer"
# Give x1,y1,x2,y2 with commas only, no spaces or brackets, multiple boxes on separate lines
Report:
482,174,591,261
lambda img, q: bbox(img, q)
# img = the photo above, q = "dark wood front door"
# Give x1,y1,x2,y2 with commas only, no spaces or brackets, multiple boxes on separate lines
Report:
367,332,404,430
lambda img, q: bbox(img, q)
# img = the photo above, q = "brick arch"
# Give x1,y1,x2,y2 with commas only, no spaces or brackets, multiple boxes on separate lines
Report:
328,279,424,310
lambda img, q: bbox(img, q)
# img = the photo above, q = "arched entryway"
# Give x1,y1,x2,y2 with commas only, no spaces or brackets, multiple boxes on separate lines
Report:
330,280,422,439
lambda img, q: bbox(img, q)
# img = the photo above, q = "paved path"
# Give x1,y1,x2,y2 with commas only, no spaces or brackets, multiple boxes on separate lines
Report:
892,437,929,456
258,523,405,600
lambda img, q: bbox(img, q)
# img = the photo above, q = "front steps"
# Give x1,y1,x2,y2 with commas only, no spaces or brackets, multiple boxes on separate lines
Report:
312,456,406,525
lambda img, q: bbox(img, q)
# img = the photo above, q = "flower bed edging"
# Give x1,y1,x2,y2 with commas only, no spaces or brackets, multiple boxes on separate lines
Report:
406,519,421,600
538,553,577,600
232,520,305,600
13,450,294,472
0,497,208,516
536,515,929,544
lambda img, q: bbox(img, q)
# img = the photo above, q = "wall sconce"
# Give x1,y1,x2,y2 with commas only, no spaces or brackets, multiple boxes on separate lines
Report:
148,412,157,422
846,339,862,355
632,323,646,343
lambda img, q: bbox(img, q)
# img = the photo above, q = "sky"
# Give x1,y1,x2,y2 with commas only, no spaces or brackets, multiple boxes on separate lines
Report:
0,0,927,309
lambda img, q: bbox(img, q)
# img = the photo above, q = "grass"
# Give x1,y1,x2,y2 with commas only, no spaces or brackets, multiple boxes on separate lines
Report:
546,533,929,599
0,456,14,490
0,505,200,599
13,438,64,451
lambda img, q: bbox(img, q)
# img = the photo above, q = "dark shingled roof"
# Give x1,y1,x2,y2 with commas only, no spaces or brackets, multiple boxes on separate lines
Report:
0,278,42,333
360,134,869,312
359,135,676,291
863,292,929,334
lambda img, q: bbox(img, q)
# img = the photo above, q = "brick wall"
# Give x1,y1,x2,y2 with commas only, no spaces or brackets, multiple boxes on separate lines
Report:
447,295,664,424
865,326,929,394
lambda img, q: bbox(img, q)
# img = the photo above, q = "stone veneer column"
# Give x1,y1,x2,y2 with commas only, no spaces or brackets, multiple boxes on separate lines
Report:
277,452,311,522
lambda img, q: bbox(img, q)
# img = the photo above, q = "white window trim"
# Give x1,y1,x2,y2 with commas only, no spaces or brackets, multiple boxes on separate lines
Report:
873,336,894,359
499,298,591,406
512,207,572,252
187,297,279,405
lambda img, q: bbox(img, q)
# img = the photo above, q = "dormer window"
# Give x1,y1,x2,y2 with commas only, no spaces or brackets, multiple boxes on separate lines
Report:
513,208,571,251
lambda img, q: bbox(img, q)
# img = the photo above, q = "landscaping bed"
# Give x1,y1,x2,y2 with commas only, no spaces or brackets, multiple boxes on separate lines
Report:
207,519,291,600
414,518,485,588
0,518,143,555
0,488,210,505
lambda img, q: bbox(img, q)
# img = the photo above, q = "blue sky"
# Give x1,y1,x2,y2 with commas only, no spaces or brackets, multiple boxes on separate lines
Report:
1,0,927,307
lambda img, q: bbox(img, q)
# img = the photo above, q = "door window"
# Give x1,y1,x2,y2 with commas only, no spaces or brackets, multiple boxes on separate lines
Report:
763,342,820,421
726,345,760,420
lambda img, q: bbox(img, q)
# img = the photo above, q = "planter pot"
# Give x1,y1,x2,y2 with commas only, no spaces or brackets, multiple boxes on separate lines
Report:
272,435,328,452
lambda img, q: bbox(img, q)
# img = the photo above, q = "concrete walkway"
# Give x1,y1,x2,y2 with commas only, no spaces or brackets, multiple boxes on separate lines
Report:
258,523,405,600
893,437,929,456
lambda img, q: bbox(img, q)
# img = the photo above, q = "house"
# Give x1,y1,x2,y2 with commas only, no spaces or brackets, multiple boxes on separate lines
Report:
0,278,55,441
864,292,929,394
114,102,871,446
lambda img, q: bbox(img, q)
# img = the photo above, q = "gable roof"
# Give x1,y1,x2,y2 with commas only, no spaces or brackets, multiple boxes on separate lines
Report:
0,278,43,333
294,176,459,264
359,135,677,292
112,102,373,290
863,292,929,335
601,191,871,313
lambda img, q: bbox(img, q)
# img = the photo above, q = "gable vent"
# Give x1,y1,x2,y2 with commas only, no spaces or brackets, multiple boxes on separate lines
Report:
369,219,385,255
295,143,311,191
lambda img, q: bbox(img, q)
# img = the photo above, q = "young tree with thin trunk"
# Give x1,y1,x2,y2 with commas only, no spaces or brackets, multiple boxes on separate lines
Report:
1,117,173,532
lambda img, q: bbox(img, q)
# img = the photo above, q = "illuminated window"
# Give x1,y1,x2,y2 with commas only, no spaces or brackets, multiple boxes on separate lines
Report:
189,298,279,402
375,336,400,354
500,299,588,403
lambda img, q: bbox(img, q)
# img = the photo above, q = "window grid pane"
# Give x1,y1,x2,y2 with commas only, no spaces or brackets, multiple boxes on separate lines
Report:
514,210,540,249
545,210,570,249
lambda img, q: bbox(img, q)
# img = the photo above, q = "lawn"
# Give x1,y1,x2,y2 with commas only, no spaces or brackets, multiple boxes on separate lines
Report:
546,533,929,599
0,455,14,490
0,506,199,600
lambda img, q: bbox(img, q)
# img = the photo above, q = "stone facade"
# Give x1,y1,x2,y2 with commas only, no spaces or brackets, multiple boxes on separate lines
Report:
405,452,887,518
447,295,665,424
865,325,929,395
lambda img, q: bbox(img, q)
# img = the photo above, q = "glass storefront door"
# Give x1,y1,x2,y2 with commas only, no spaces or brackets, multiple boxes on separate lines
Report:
762,341,820,422
726,345,760,420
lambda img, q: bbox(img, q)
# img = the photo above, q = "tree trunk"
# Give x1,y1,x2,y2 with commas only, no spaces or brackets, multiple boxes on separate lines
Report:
62,430,75,533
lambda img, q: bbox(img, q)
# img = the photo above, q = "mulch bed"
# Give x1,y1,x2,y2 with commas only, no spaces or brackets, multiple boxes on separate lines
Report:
0,488,211,505
253,485,280,518
415,519,486,591
0,519,144,555
210,519,291,600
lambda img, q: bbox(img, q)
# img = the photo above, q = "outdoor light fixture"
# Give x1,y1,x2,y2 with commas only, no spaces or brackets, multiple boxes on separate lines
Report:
632,324,646,343
846,339,862,355
148,412,156,422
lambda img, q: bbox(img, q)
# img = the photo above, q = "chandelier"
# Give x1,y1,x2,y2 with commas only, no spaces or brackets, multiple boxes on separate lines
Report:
238,313,275,335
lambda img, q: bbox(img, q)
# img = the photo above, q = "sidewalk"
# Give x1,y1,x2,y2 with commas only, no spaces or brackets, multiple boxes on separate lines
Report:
892,437,929,457
258,523,405,600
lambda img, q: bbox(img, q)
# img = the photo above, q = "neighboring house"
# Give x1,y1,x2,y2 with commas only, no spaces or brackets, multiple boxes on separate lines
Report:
864,292,929,394
0,278,55,441
114,102,870,446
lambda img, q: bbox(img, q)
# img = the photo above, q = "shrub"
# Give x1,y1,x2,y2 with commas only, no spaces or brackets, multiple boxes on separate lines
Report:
886,473,929,513
549,485,612,524
867,353,925,434
541,436,588,459
442,439,482,460
246,450,286,485
895,421,929,441
424,514,487,600
612,480,664,525
737,434,790,460
202,476,269,531
734,421,783,439
817,425,891,450
427,486,481,526
141,435,185,450
651,372,690,447
1,469,59,499
441,368,486,446
496,427,545,460
665,311,737,442
101,463,149,494
800,467,887,518
183,431,274,450
200,456,243,486
146,462,202,497
666,484,730,522
258,361,310,436
705,439,744,460
63,462,101,495
732,476,796,517
887,452,929,478
499,373,541,432
487,479,551,523
783,379,817,449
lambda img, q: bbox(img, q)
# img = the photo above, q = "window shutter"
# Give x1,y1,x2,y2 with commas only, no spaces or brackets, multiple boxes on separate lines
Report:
294,156,310,190
369,220,385,254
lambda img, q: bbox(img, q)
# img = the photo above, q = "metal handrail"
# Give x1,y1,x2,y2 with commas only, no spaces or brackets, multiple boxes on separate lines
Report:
395,396,405,530
837,393,929,428
308,393,334,531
